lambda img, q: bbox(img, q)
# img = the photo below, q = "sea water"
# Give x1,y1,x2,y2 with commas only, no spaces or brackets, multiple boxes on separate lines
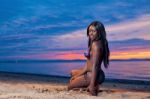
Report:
0,60,150,81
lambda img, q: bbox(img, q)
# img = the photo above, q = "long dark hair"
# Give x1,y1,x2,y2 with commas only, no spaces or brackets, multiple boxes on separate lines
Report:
87,21,110,68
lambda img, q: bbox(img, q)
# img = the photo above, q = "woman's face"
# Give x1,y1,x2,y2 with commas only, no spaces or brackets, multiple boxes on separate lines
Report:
88,25,98,41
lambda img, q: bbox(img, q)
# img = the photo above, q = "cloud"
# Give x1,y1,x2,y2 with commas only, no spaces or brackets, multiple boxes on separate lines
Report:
10,13,150,58
54,14,150,43
106,14,150,41
0,0,150,60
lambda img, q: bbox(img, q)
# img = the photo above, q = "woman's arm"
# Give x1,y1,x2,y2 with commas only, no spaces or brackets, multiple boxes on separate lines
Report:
88,42,103,94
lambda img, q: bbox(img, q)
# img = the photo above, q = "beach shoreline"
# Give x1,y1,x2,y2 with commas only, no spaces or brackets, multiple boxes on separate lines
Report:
0,72,150,99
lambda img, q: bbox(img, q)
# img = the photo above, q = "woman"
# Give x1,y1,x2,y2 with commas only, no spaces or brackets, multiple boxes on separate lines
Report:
68,21,110,96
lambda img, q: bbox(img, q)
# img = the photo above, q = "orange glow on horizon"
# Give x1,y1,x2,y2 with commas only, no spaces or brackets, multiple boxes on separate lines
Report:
22,49,150,60
110,51,150,59
55,50,150,60
56,53,85,60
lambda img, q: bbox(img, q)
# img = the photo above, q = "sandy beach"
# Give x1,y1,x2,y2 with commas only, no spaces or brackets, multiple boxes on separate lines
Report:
0,72,149,99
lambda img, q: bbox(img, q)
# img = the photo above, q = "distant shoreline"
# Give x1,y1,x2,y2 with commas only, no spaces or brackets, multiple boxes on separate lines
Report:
0,59,150,63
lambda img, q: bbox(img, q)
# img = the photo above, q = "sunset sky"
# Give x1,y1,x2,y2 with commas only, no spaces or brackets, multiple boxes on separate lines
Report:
0,0,150,60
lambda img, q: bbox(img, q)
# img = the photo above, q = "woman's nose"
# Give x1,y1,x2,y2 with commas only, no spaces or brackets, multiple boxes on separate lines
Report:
89,32,93,35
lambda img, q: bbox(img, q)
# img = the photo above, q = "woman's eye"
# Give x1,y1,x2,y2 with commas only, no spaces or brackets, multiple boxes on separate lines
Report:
89,30,96,33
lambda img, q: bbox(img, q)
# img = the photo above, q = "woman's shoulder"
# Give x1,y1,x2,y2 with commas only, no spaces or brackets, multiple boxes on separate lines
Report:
92,40,102,50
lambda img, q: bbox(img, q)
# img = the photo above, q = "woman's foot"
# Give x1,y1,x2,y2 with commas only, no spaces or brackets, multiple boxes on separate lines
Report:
67,84,72,91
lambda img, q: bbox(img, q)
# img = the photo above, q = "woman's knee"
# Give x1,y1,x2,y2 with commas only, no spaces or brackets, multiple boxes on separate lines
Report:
71,69,77,73
70,70,77,76
70,69,80,76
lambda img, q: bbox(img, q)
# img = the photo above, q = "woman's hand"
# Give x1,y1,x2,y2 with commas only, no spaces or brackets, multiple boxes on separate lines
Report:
70,76,77,83
87,84,98,96
70,76,75,81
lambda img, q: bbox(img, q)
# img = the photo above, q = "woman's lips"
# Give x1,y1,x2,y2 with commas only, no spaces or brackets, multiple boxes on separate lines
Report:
90,35,93,38
90,35,94,39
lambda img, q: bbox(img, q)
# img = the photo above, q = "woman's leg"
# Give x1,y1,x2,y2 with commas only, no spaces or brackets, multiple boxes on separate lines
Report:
87,70,105,96
68,72,91,90
70,68,83,77
68,70,104,95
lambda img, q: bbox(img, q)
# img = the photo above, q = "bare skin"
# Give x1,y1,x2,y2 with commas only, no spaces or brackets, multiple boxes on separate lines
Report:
68,26,104,96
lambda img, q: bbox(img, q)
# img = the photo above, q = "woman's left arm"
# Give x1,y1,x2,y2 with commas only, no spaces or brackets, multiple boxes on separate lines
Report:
88,42,103,91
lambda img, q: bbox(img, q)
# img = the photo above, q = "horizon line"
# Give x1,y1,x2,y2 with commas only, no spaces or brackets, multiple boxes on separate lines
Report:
0,58,150,63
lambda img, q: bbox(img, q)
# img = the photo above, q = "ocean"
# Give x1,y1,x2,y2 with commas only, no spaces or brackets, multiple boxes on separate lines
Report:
0,60,150,81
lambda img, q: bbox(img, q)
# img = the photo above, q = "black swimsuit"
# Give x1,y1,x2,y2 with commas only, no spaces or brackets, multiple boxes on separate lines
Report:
84,69,105,84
